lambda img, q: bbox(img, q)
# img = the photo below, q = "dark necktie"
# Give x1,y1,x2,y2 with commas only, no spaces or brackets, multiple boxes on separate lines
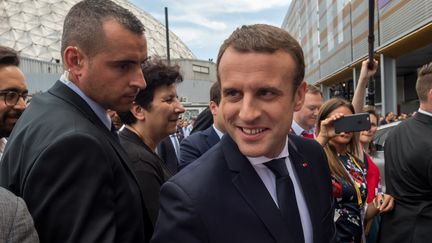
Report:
301,131,314,139
265,158,305,242
110,123,120,142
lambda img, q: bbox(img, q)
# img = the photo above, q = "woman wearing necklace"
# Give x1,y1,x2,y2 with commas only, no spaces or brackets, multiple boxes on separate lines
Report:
117,59,185,234
316,98,372,243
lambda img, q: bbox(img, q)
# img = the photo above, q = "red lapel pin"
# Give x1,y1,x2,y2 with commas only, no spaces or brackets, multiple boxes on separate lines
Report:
302,162,308,168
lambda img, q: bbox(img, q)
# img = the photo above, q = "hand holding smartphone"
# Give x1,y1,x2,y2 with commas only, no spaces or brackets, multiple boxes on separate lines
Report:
333,113,371,133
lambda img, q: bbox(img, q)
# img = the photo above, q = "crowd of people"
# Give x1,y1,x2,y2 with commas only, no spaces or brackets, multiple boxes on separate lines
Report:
0,0,431,243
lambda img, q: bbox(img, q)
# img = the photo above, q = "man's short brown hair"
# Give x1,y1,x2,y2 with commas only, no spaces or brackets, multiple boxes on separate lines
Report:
416,62,432,102
306,84,322,96
216,24,305,89
61,0,144,60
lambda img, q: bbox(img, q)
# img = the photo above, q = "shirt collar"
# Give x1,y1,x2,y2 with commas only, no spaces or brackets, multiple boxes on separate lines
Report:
418,108,432,118
60,73,111,130
212,124,224,139
292,120,314,136
247,136,289,165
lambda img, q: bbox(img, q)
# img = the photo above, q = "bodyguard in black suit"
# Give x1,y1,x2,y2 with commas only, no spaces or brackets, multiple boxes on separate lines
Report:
0,1,151,242
151,24,336,243
379,62,432,243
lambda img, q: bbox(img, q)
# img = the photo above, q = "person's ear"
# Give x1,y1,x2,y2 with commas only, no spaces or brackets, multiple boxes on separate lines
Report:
64,46,83,76
209,101,218,116
293,81,307,112
130,103,145,121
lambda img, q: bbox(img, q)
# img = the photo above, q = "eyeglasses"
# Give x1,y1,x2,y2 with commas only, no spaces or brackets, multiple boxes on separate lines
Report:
0,90,29,106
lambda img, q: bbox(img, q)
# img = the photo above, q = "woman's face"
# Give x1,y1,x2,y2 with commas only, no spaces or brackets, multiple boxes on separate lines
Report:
328,106,354,146
360,113,378,144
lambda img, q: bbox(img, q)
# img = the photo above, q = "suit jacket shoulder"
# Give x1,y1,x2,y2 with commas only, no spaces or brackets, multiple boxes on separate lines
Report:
0,81,149,243
153,134,336,243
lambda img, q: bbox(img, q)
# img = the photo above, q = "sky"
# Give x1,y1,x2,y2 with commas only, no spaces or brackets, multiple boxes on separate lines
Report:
130,0,292,61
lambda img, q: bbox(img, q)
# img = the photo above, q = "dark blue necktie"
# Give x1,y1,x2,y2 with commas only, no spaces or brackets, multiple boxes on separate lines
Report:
265,158,305,242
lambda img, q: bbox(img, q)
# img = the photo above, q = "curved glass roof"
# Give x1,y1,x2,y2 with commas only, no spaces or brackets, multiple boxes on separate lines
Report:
0,0,195,62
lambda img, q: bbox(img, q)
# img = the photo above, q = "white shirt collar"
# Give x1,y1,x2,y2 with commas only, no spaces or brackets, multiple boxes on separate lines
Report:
247,136,289,165
212,124,224,139
291,120,314,136
60,73,111,130
418,108,432,117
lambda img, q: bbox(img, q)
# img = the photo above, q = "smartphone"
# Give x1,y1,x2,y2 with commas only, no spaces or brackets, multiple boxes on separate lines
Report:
334,113,371,134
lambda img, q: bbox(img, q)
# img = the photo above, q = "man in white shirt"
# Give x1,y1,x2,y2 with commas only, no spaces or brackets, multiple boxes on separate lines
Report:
292,84,323,138
152,24,336,243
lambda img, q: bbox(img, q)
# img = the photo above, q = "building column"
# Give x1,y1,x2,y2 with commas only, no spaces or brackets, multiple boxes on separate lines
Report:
380,54,397,115
321,84,330,101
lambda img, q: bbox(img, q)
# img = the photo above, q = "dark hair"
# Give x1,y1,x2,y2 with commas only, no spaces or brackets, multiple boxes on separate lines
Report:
0,46,20,66
61,0,144,60
209,82,221,105
216,24,305,89
416,62,432,102
118,59,183,125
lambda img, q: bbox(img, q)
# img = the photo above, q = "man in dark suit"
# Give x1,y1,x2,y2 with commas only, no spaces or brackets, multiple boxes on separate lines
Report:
0,1,152,242
178,82,225,170
151,24,336,243
379,62,432,243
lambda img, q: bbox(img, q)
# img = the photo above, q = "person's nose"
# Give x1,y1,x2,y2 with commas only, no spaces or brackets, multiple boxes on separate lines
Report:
132,66,146,90
238,94,259,122
174,100,185,114
14,96,27,110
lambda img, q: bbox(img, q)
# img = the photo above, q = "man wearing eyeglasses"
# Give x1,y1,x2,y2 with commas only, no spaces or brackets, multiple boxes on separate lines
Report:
0,46,39,243
0,46,28,158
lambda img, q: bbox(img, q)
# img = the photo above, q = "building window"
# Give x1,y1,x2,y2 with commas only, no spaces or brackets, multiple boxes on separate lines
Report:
192,64,209,74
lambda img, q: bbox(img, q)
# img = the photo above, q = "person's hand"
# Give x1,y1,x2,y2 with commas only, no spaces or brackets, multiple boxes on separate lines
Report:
373,193,394,213
316,113,344,146
359,59,378,83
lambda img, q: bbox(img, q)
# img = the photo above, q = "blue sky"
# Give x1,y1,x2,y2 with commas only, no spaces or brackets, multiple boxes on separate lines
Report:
130,0,292,61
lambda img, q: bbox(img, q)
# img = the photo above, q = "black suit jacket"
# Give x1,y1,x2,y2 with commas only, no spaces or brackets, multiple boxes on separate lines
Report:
178,125,220,170
379,112,432,243
0,81,152,243
151,134,336,243
119,127,172,227
157,136,179,174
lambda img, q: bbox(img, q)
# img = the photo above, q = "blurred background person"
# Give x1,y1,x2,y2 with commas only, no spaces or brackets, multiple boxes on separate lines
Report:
178,82,225,170
107,109,123,130
292,84,323,138
118,59,184,231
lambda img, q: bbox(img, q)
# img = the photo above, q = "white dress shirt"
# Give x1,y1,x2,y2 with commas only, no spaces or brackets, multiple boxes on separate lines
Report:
248,136,312,243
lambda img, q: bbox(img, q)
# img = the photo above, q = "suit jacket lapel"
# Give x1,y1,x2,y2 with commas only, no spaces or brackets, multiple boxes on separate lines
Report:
205,126,220,149
222,135,291,243
287,135,318,231
48,81,142,190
